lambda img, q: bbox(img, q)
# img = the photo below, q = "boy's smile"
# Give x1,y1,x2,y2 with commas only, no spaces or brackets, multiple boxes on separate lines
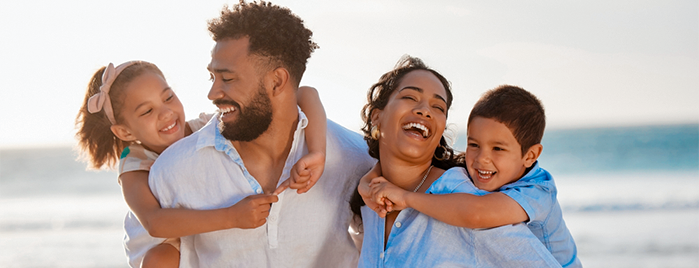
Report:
465,116,532,191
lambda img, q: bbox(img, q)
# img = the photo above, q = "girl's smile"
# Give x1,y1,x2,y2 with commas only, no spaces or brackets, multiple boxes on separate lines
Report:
112,71,186,154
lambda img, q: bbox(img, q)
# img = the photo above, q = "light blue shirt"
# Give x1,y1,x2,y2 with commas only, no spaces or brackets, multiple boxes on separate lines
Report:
149,110,375,267
358,167,562,268
498,162,582,267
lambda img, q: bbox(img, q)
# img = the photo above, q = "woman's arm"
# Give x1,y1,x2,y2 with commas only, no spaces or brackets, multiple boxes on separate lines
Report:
120,171,277,238
370,178,528,228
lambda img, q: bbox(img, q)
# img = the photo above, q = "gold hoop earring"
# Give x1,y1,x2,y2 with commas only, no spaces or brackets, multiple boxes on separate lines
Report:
371,125,380,140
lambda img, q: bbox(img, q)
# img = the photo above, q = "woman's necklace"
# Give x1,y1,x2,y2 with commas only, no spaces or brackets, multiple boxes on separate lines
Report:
412,165,433,193
387,165,433,216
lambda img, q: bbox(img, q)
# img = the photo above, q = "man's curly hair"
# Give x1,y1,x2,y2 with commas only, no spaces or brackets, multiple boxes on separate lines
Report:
208,1,319,86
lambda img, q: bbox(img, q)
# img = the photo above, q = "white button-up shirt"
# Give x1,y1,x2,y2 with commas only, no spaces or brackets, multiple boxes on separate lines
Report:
149,109,375,267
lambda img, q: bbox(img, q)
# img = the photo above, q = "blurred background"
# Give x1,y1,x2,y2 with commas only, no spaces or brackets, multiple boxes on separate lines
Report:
1,0,697,267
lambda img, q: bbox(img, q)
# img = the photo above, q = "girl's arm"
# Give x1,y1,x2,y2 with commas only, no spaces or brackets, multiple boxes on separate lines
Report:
120,171,277,238
275,86,326,194
370,178,528,229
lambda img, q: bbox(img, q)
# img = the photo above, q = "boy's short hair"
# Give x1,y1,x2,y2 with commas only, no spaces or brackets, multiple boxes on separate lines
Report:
208,1,318,86
468,85,546,156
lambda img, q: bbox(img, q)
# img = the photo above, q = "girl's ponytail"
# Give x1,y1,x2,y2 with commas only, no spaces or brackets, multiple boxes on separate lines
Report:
75,67,130,169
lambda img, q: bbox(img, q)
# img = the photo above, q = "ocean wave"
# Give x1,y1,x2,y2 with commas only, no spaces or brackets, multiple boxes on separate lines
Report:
0,219,121,232
562,200,699,212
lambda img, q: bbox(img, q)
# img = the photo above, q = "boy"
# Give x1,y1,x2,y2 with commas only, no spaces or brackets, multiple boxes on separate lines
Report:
361,85,582,267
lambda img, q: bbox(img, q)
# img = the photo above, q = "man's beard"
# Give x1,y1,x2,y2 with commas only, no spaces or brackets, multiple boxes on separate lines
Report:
217,83,273,142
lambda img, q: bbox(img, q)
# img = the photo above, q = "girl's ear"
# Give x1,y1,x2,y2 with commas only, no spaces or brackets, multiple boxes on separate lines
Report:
110,124,137,142
523,144,543,168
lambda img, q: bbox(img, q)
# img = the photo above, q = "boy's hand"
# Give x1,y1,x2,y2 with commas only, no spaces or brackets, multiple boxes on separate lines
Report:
358,163,393,216
228,194,278,229
369,177,410,216
274,151,325,195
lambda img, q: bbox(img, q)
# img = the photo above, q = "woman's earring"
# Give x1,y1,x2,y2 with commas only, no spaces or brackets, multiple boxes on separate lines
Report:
371,125,380,140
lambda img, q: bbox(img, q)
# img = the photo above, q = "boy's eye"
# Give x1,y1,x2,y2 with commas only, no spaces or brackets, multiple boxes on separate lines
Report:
467,143,478,148
140,109,152,116
493,147,504,151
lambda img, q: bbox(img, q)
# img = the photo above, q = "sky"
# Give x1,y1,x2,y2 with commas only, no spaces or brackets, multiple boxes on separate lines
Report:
0,0,697,149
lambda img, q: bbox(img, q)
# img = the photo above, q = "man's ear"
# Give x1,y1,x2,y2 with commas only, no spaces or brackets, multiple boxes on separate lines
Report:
269,67,290,97
523,143,543,168
110,124,137,142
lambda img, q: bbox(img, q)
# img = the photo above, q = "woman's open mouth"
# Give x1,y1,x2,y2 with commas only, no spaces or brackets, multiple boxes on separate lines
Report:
402,122,430,138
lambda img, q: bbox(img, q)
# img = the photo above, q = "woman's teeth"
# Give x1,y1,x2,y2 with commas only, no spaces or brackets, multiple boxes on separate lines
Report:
402,122,430,138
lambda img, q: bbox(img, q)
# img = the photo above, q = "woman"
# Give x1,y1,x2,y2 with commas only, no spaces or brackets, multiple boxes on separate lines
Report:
350,56,560,267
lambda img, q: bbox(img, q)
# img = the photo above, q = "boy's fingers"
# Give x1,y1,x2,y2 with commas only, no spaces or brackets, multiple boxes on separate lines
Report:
385,200,394,212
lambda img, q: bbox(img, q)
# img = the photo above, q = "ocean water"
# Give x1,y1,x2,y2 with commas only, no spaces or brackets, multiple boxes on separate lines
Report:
1,124,698,267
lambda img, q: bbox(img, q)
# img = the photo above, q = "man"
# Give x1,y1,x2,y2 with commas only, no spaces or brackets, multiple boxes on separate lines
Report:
149,2,374,267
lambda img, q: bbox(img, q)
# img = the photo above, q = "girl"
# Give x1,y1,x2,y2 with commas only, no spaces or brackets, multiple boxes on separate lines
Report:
75,61,326,268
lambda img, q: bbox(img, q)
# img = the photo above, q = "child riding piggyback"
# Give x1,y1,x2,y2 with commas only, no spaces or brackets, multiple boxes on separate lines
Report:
75,61,327,268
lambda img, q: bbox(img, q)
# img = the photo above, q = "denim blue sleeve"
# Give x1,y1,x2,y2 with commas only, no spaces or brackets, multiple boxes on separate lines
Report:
499,166,556,223
428,167,489,196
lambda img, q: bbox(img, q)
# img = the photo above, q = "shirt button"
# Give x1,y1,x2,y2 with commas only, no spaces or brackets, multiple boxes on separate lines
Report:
256,189,262,194
380,253,384,258
395,222,402,228
269,215,276,222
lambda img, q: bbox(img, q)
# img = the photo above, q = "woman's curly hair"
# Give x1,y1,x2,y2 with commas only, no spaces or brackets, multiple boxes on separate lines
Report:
360,55,457,169
350,56,459,219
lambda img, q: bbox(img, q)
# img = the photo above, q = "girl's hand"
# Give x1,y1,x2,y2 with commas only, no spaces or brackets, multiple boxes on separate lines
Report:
274,151,325,194
228,194,279,229
369,177,410,216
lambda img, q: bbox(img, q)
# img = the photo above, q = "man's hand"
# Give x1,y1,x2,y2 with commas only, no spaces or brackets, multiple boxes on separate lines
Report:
227,194,278,229
274,151,325,195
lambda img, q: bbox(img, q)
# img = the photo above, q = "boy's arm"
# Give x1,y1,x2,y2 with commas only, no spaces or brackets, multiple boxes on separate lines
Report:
276,86,327,194
370,179,528,228
404,192,529,229
120,171,278,238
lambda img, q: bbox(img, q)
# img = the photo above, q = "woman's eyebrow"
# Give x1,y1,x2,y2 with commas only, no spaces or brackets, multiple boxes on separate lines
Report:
399,86,447,103
399,86,423,93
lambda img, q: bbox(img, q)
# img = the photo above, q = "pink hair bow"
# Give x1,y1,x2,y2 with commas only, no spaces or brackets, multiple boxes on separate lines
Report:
87,61,138,125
